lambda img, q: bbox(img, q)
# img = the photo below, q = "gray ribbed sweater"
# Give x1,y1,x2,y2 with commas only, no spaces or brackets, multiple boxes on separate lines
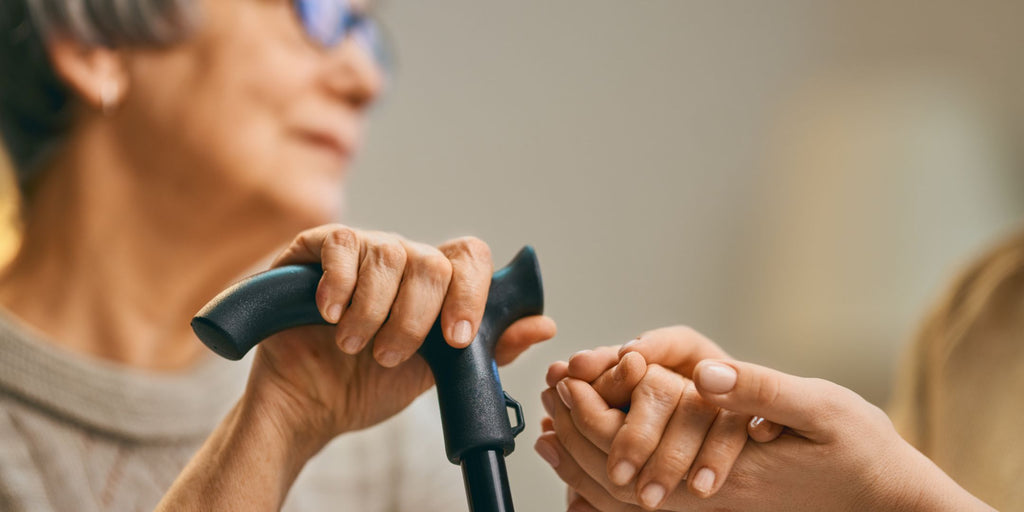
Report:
0,310,464,511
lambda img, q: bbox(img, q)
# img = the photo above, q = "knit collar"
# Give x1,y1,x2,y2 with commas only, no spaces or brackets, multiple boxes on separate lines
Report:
0,309,248,441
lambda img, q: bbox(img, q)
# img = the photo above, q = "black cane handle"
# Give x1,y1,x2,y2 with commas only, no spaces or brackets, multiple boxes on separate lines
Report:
191,246,544,466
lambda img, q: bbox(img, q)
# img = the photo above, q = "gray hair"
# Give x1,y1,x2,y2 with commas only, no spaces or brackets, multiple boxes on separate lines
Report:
0,0,196,194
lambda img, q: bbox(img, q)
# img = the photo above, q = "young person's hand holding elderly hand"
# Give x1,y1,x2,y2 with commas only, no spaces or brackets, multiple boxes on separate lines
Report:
537,328,761,510
537,326,994,512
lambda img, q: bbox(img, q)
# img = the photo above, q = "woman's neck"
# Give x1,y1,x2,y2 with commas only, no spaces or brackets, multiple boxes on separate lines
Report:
0,126,302,372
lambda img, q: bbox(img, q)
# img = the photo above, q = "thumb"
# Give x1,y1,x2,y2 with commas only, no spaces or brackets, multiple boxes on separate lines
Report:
693,359,854,439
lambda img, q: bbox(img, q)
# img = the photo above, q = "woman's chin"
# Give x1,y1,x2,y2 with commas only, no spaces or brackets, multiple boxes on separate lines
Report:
227,151,349,232
275,183,345,229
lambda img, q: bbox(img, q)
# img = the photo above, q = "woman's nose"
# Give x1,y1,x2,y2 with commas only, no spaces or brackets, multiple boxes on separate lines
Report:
323,40,382,110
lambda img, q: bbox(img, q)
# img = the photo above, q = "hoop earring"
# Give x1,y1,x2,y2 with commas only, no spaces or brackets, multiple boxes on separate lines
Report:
100,81,120,114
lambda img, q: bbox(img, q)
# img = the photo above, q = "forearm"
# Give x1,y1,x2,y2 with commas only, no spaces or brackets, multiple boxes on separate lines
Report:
155,389,324,512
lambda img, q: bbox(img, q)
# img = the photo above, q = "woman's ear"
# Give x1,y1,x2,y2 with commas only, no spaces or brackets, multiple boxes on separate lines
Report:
46,37,129,113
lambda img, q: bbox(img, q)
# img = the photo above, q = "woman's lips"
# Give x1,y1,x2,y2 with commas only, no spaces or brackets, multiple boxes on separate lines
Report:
295,129,353,160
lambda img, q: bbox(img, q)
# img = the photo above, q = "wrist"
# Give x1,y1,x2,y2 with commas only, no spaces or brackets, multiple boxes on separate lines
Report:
156,388,330,512
240,382,331,467
869,440,994,512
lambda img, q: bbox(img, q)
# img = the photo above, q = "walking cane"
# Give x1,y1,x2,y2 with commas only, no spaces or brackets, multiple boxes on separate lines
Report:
191,246,544,512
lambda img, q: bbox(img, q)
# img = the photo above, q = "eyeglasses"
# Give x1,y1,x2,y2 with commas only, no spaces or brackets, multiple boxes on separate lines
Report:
292,0,391,69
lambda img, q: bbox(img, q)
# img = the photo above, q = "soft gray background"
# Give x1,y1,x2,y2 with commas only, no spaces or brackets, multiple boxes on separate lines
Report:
344,1,1024,508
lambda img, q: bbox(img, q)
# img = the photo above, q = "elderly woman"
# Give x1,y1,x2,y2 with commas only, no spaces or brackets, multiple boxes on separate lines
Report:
0,1,555,510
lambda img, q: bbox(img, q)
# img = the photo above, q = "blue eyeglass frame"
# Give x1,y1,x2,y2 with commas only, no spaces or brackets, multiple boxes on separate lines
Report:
292,0,390,69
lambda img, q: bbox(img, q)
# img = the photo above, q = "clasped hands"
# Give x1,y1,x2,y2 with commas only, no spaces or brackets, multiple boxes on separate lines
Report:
536,326,930,512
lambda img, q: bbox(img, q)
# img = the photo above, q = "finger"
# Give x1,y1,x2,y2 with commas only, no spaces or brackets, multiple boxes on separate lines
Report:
557,379,624,452
547,360,570,388
567,346,622,381
438,236,493,348
494,315,557,366
537,432,643,512
748,416,784,443
607,365,686,487
618,326,729,378
371,241,452,365
590,351,647,409
272,224,347,267
550,387,638,505
693,359,856,439
682,410,749,499
630,380,719,509
271,224,361,323
541,416,555,433
334,232,407,360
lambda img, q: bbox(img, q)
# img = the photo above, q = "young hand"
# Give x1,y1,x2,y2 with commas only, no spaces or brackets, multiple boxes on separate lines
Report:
538,326,993,512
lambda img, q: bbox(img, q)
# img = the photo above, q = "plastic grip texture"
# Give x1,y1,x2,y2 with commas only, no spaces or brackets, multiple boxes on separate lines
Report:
191,246,544,464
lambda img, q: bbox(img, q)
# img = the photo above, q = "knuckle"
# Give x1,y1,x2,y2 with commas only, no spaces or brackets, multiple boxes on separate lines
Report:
655,446,696,476
752,374,783,410
636,369,684,407
617,427,659,455
351,301,390,327
326,226,359,251
678,382,715,413
808,378,849,420
865,402,894,428
374,241,407,270
811,379,873,427
446,236,492,262
697,435,743,464
577,410,605,435
392,317,429,342
419,251,454,283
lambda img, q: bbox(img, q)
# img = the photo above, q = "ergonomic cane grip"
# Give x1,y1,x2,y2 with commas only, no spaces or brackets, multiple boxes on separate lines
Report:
192,247,544,462
192,264,327,360
419,246,544,462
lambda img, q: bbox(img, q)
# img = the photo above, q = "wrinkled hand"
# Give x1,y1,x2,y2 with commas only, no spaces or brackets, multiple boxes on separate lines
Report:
245,225,557,447
538,330,756,510
538,326,989,512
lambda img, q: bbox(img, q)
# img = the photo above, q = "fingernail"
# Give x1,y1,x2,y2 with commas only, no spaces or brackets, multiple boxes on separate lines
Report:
534,439,560,468
340,336,363,354
640,483,667,508
750,416,766,429
609,461,636,485
699,362,737,393
556,380,573,409
542,391,556,416
452,320,473,347
325,304,342,323
692,467,716,495
378,350,402,368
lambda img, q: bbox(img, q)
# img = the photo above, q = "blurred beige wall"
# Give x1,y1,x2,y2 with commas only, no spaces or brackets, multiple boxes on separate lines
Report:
350,1,1024,508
